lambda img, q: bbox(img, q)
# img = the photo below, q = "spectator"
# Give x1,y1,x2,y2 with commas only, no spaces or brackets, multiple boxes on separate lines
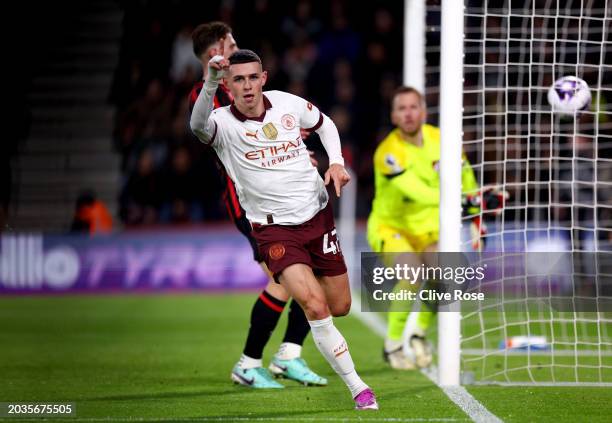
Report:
160,145,204,223
70,190,113,235
120,148,162,225
170,25,202,83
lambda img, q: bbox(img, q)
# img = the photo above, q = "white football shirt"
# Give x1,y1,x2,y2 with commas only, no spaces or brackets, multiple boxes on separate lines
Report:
207,90,328,225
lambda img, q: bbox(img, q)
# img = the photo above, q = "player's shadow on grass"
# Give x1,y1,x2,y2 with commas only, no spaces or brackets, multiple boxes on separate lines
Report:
353,366,434,379
201,408,360,420
80,384,320,402
81,389,238,402
377,384,440,402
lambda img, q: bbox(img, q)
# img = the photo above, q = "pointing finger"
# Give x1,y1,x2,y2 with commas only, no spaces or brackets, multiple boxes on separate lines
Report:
334,175,341,197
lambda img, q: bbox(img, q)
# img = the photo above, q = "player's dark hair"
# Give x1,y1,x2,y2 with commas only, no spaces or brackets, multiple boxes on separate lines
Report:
228,49,262,66
192,21,232,58
392,86,426,107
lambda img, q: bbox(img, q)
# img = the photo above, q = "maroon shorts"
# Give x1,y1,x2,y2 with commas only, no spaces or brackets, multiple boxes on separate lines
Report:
251,202,347,282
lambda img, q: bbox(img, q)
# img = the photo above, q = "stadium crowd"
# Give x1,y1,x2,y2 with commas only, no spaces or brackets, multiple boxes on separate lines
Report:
111,0,405,226
110,0,611,246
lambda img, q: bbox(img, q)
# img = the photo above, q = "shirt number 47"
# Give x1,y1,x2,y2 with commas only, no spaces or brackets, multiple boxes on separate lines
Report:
322,229,341,255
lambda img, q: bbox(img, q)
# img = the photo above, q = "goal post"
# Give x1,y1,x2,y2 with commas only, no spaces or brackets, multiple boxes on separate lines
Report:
404,0,426,93
401,0,465,386
437,0,465,386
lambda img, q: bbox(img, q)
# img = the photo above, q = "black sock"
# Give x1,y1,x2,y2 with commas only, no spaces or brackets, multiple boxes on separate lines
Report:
282,300,310,345
242,290,286,359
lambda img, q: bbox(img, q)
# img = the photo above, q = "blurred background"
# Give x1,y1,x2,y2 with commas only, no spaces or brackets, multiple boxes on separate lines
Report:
2,0,412,292
2,0,611,293
5,0,409,233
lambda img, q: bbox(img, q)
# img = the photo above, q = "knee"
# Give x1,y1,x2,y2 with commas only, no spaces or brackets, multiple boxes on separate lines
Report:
302,297,329,321
331,298,351,317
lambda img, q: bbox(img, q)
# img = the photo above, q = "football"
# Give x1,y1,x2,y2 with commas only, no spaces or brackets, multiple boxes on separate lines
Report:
547,75,592,115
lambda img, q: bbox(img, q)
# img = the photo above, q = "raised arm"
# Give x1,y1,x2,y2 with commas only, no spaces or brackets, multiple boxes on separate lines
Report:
190,55,228,144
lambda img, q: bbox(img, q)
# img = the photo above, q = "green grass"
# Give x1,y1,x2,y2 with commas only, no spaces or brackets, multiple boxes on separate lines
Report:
0,294,611,422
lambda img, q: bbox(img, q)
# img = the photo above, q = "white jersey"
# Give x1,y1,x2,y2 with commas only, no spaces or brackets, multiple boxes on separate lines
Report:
208,90,328,225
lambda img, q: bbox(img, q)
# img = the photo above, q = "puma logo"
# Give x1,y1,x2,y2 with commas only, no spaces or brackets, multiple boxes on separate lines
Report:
246,130,259,140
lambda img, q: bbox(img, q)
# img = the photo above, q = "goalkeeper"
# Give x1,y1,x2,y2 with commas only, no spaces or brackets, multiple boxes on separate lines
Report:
368,86,484,369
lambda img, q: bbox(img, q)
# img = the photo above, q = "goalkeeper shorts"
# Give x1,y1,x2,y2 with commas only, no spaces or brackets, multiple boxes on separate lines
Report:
368,221,438,254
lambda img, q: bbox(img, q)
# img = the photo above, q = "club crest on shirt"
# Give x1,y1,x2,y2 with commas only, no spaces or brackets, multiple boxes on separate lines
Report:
281,114,296,130
262,122,278,140
269,243,285,260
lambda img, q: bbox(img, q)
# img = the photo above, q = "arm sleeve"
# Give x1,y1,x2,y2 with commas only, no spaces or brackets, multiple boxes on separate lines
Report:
315,113,344,166
189,78,219,144
390,152,479,206
389,171,440,205
294,94,322,130
373,148,439,205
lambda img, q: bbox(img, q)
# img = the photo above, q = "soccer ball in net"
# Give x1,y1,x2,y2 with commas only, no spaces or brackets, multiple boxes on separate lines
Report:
547,75,592,115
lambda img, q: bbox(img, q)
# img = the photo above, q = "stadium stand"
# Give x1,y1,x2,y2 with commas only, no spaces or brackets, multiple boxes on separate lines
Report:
8,1,122,231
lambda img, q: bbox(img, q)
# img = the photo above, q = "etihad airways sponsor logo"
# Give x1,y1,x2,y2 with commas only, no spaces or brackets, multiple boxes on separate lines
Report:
260,150,301,168
244,137,302,160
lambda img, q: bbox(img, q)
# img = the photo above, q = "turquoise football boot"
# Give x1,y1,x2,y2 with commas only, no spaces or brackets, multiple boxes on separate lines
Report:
231,365,284,389
269,357,328,386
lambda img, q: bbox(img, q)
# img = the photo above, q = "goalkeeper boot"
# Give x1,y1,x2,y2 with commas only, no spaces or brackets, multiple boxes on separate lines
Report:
407,335,433,368
269,357,328,386
354,388,379,410
231,365,284,389
382,345,416,370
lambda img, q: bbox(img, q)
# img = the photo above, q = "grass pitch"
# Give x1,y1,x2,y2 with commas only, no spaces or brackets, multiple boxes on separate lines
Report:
0,294,610,422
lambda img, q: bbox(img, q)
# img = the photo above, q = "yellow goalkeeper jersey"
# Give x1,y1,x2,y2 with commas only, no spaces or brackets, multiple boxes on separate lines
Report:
368,124,478,237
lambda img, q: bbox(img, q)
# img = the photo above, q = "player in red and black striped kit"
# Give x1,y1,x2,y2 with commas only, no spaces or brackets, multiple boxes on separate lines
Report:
190,22,326,388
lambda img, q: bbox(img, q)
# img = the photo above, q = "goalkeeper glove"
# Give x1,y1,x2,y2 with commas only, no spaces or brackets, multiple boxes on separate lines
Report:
463,186,509,216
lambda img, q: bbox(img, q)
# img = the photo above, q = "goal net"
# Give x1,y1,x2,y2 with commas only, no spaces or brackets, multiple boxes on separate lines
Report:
426,0,612,385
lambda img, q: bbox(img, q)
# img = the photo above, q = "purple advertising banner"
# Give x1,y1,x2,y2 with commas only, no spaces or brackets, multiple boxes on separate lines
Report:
0,230,268,294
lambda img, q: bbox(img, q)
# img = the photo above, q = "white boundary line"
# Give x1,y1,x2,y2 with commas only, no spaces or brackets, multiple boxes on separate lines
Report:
350,302,503,423
420,367,503,423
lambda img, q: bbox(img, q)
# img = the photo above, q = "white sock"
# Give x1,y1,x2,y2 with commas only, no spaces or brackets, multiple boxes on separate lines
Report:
237,354,262,369
275,342,302,360
309,316,368,398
